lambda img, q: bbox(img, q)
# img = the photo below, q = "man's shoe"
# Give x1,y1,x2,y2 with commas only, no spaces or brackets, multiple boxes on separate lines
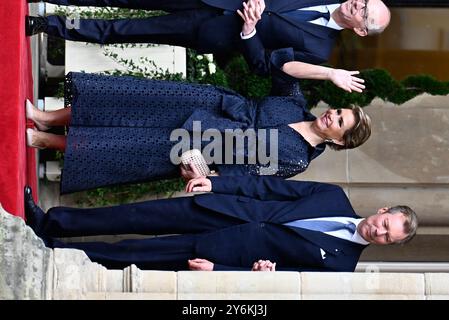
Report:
25,16,48,37
24,186,45,236
27,0,42,3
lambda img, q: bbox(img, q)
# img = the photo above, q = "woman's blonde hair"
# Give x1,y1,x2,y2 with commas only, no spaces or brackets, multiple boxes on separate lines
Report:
328,105,372,151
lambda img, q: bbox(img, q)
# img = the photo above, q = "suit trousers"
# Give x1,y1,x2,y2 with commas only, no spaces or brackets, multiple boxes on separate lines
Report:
46,10,221,47
43,0,207,11
44,0,225,47
42,196,245,270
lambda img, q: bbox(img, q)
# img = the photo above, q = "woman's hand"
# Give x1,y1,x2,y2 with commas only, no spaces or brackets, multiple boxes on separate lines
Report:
180,162,202,181
281,61,365,93
185,176,212,193
328,69,365,93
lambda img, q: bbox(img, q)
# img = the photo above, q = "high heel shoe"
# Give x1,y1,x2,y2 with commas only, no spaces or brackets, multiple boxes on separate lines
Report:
26,99,50,131
26,128,45,150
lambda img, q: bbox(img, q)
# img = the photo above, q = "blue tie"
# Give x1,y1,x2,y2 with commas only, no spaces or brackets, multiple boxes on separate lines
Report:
284,9,330,23
284,219,356,234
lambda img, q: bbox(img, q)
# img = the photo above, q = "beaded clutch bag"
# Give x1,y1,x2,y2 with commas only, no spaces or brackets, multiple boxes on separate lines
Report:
180,149,211,177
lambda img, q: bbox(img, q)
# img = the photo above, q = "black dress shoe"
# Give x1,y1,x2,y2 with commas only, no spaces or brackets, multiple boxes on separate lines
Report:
25,16,48,37
27,0,42,3
24,186,45,235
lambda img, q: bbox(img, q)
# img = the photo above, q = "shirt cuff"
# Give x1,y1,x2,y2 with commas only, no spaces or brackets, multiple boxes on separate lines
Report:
240,29,257,40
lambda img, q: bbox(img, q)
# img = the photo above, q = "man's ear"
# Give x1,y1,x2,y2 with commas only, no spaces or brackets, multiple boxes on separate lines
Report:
353,27,368,37
377,207,389,215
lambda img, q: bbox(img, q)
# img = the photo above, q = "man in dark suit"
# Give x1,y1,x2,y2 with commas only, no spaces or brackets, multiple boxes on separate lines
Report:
26,0,391,75
24,175,417,272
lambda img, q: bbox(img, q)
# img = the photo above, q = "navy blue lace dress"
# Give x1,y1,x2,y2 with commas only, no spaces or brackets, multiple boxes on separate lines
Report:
61,49,325,194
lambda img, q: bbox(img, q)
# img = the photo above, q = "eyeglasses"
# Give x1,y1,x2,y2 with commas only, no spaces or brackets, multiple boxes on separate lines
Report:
360,0,369,33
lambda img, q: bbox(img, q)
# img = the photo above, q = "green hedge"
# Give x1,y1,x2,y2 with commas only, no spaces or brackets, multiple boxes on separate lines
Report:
300,69,449,108
214,58,449,109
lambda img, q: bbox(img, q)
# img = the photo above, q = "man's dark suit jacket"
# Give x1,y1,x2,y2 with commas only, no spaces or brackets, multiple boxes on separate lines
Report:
193,176,367,271
200,0,343,75
43,175,367,272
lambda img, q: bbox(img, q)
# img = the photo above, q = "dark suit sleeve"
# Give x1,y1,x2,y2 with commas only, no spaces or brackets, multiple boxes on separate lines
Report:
240,34,271,76
209,176,340,201
241,35,328,76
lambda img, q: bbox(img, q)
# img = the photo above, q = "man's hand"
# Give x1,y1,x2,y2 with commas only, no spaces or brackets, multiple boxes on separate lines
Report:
237,0,266,36
188,258,214,271
328,69,365,93
180,163,202,181
185,176,212,193
252,259,276,271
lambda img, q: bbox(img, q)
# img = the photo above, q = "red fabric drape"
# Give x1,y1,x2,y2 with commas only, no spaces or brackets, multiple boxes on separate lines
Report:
0,1,37,218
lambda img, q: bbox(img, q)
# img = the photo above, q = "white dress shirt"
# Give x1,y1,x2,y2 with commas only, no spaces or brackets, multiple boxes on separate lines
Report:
299,217,370,245
299,4,343,30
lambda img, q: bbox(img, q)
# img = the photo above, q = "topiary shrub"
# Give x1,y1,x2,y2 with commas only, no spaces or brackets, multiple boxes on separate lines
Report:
298,68,449,109
401,74,449,96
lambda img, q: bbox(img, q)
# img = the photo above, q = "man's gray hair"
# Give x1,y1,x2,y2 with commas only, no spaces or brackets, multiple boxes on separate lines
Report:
388,205,418,245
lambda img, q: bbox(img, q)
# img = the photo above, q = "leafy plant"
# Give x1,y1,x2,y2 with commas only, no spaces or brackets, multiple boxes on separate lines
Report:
75,178,184,207
223,56,271,98
53,6,164,20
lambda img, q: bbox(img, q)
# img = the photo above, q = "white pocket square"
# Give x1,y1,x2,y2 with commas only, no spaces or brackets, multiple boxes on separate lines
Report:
320,248,326,260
